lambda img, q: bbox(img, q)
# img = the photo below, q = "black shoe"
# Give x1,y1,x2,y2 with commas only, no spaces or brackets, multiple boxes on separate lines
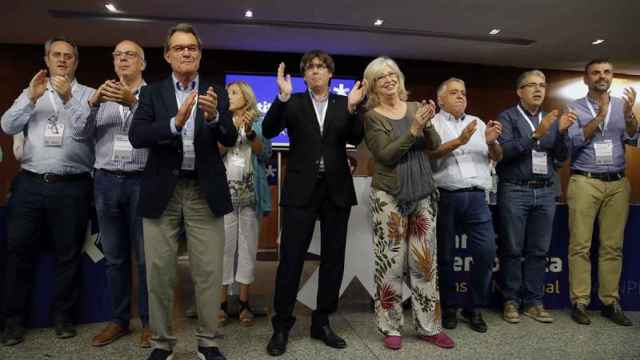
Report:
197,346,226,360
310,325,347,349
601,302,632,326
2,321,25,346
147,348,174,360
266,331,289,356
461,309,488,333
54,319,76,339
571,304,591,325
442,308,458,330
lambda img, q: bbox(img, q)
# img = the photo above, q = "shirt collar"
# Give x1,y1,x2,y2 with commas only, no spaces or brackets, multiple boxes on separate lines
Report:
308,89,329,103
518,102,541,117
440,109,466,122
172,73,198,92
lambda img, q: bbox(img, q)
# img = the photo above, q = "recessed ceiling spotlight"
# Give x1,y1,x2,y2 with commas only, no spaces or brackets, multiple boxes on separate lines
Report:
592,39,605,45
373,19,384,26
489,29,501,35
105,3,118,12
244,9,254,18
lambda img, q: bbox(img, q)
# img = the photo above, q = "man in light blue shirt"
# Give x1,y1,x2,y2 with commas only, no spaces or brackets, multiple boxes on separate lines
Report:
1,37,94,346
566,59,638,326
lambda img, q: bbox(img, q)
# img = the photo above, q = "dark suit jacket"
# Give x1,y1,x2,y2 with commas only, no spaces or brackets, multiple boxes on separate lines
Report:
262,92,363,208
129,76,238,218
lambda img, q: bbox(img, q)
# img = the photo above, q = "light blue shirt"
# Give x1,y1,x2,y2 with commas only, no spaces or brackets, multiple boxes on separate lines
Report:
1,80,95,174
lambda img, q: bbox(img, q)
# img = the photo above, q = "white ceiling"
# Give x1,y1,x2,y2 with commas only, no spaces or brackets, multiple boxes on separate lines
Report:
2,0,639,74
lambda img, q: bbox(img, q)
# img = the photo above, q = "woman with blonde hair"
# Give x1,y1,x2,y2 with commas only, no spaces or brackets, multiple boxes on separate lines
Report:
218,80,272,326
363,57,454,350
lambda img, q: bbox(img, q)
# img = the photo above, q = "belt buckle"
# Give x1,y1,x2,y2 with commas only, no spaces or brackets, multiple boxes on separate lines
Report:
43,173,53,183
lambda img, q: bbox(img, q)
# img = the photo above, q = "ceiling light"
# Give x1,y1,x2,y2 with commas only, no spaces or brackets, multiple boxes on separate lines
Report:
592,39,605,45
244,9,254,18
373,19,383,26
489,29,501,35
105,3,118,12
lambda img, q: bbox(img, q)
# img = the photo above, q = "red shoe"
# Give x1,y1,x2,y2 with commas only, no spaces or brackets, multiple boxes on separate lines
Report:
421,331,455,349
384,335,402,350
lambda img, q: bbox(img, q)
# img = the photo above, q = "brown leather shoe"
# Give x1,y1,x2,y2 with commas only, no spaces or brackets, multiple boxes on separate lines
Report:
91,323,130,347
139,326,152,348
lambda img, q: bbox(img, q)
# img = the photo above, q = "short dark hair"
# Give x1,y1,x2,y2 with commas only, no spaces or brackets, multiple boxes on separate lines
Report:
299,50,335,74
585,59,612,74
164,23,202,54
44,36,79,60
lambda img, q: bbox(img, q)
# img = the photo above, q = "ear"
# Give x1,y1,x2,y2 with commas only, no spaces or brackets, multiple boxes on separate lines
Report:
163,51,171,64
141,60,147,71
516,87,523,99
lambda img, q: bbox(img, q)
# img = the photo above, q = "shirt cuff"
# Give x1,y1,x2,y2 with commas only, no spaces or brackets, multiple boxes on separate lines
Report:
278,93,291,102
204,112,220,126
170,117,181,135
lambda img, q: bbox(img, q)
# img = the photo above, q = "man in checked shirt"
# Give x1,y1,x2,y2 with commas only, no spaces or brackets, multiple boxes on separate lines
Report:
71,40,152,348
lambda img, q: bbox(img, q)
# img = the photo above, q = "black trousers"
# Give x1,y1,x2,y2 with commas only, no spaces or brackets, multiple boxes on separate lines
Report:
272,176,351,331
3,173,91,325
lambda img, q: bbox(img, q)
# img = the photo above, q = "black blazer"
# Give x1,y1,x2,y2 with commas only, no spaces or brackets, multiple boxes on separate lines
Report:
262,92,363,208
129,76,238,218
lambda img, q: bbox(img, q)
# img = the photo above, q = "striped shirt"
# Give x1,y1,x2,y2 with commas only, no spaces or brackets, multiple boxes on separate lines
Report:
1,80,95,174
71,82,148,172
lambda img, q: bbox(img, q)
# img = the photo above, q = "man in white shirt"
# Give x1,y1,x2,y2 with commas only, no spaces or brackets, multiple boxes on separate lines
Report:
428,78,502,333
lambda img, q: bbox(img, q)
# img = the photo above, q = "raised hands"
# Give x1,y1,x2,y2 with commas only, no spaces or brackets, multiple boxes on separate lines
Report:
458,119,478,145
28,69,48,104
532,110,559,139
276,62,293,98
198,86,218,121
410,100,436,136
175,91,198,129
485,120,502,144
50,74,72,103
347,79,367,113
623,87,637,119
89,80,137,107
558,108,577,134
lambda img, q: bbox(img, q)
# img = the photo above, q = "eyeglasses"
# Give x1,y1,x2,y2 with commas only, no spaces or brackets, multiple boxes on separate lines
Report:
112,50,140,59
520,82,547,89
305,63,328,71
170,45,200,54
375,72,397,82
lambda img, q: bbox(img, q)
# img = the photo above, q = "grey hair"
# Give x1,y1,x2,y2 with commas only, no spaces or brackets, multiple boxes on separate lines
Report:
44,36,79,60
516,69,546,89
116,40,146,61
437,77,465,97
164,23,202,53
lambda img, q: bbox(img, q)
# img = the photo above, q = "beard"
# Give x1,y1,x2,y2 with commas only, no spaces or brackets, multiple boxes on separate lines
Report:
593,81,611,92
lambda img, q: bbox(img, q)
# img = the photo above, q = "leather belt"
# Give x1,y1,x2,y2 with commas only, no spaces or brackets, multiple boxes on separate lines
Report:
571,170,625,182
22,170,91,183
504,179,553,188
98,168,144,177
438,187,484,193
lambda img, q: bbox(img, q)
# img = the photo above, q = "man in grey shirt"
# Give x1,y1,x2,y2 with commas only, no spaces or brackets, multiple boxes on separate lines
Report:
72,40,151,348
1,37,94,346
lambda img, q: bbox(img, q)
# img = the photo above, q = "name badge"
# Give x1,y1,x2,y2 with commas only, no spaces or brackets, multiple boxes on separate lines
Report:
44,123,64,147
112,134,133,162
532,150,548,175
181,138,195,170
455,153,477,178
594,140,614,165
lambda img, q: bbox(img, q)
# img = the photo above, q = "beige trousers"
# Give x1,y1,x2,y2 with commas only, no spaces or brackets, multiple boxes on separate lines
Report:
567,174,630,306
144,179,225,350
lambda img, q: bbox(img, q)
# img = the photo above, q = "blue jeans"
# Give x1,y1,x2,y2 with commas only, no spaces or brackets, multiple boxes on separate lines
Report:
95,170,148,327
498,182,555,307
437,189,497,309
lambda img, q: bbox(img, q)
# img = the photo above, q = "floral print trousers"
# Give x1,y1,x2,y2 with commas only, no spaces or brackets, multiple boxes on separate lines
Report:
370,189,441,336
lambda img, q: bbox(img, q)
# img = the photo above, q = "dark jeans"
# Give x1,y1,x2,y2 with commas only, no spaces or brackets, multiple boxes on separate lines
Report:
3,172,91,325
272,177,351,331
498,182,555,307
437,189,496,310
95,170,148,327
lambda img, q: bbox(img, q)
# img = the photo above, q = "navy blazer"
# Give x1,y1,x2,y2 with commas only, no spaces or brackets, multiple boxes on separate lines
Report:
262,92,363,208
129,76,237,218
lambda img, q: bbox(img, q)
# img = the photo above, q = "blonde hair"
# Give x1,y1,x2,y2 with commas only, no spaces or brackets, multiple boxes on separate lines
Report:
363,56,408,109
226,80,260,122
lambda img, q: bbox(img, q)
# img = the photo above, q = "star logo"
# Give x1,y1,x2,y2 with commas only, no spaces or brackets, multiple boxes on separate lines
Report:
257,101,272,113
332,83,351,96
266,164,277,178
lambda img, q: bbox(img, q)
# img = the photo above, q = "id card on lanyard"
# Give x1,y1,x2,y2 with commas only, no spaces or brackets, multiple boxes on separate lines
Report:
517,105,547,175
44,89,65,147
177,93,198,170
444,118,477,178
585,97,614,165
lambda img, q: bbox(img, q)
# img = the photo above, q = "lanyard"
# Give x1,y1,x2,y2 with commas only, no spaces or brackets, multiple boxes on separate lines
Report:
516,105,542,132
585,97,612,135
118,89,141,131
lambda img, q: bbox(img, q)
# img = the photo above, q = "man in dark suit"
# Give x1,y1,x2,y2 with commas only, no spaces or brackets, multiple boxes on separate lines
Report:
129,23,236,360
262,50,366,356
